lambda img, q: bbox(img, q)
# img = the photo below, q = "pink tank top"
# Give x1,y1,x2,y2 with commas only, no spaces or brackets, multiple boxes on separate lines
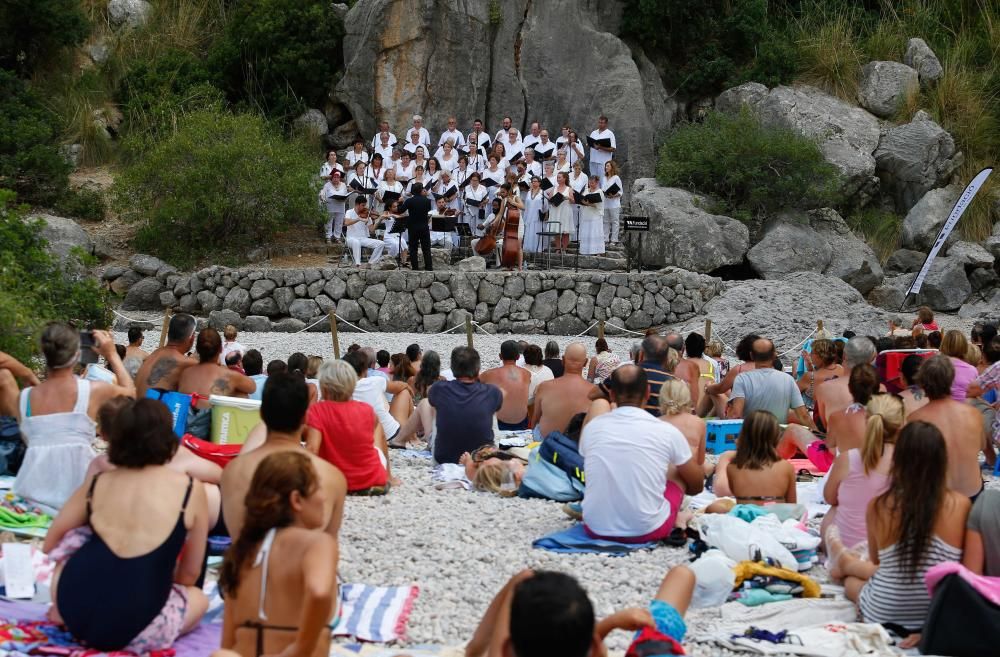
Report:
834,449,890,549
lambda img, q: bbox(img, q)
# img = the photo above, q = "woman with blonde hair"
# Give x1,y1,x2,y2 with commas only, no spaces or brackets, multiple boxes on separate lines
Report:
602,160,623,244
797,339,843,413
305,356,323,381
659,381,706,521
218,451,338,657
940,329,977,400
823,393,903,551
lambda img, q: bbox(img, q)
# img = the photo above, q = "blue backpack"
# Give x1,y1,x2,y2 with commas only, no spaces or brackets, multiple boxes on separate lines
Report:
537,430,585,485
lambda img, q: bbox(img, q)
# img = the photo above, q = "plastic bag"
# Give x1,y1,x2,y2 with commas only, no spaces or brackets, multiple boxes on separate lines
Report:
689,549,737,609
698,513,798,571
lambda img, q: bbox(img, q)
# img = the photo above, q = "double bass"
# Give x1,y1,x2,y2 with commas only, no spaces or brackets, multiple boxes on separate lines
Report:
473,193,521,269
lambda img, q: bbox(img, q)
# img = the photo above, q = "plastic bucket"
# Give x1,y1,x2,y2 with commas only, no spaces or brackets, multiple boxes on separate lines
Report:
209,395,261,445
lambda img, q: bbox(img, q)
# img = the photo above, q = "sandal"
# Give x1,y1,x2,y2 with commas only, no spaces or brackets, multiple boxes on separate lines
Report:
665,527,687,548
796,469,815,483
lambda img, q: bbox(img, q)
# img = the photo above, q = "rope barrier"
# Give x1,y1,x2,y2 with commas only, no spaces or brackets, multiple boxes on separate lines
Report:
111,309,165,324
430,322,468,336
571,321,601,338
327,314,373,334
293,314,335,333
601,321,648,337
775,327,818,359
472,322,501,341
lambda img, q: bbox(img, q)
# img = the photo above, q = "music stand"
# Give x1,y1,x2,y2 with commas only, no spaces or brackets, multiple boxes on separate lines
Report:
455,222,473,258
387,217,406,267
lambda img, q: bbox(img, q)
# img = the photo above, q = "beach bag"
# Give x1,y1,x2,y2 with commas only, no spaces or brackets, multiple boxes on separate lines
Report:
144,389,192,438
182,434,241,468
519,446,584,502
920,572,1000,656
537,431,585,484
0,416,25,476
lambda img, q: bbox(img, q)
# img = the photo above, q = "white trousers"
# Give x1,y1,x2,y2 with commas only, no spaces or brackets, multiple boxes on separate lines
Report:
604,206,620,243
325,210,345,240
346,236,384,264
383,235,407,257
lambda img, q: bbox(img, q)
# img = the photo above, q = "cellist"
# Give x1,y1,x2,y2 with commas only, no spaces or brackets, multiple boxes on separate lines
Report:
472,183,525,271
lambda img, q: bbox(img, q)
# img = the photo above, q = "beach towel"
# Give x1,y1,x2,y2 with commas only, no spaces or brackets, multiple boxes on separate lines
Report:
532,523,659,555
0,599,220,657
689,597,860,648
202,582,418,644
431,464,471,490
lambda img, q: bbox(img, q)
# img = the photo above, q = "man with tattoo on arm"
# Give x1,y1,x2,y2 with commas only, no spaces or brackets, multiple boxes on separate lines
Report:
134,313,199,397
178,328,256,439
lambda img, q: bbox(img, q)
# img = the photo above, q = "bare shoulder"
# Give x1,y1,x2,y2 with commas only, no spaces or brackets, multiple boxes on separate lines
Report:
311,454,348,494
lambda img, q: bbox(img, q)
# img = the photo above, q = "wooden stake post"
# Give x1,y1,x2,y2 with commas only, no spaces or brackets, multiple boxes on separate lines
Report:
704,319,712,342
598,320,605,339
329,312,340,359
465,316,474,349
158,309,173,348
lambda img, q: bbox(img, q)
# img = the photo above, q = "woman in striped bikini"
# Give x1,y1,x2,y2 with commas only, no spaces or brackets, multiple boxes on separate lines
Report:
829,421,970,648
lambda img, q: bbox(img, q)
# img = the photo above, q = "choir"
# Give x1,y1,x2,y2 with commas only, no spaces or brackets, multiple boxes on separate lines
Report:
318,115,622,269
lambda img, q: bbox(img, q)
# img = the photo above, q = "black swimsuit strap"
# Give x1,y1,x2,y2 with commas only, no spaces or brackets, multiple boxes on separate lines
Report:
180,476,194,513
85,473,101,519
240,621,299,657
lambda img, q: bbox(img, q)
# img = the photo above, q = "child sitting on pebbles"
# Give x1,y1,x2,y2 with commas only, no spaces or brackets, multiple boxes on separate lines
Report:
466,565,695,657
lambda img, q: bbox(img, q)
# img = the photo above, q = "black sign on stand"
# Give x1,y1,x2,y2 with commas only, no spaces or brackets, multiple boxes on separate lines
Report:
621,213,648,272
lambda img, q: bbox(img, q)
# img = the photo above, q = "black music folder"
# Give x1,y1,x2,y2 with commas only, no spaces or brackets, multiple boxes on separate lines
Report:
380,190,401,204
587,136,612,148
465,196,484,207
329,192,351,201
583,192,603,204
517,179,530,191
431,214,458,232
481,178,500,188
549,192,565,207
349,179,376,194
534,145,555,160
434,186,457,200
507,150,524,164
604,182,621,196
540,177,554,191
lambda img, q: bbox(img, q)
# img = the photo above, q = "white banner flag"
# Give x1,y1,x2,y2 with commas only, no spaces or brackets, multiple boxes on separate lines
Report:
904,168,993,303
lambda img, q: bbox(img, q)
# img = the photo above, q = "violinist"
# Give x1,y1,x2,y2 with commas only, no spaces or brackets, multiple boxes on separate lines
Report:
375,200,408,263
431,197,457,250
344,197,385,267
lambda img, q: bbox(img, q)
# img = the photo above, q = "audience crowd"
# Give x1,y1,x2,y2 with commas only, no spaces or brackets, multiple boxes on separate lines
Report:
0,303,998,656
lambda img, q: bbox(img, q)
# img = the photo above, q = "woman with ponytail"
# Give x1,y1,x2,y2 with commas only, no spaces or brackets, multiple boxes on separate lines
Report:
823,393,903,550
829,421,970,644
218,452,338,657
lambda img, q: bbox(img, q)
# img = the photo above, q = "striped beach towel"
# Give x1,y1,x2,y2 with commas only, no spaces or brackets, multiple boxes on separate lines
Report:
335,583,419,643
202,581,418,643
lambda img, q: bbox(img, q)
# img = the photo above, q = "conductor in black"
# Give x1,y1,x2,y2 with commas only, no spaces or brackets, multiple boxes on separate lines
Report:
399,182,434,271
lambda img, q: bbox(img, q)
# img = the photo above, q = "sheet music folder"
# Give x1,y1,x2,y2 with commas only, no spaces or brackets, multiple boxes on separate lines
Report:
431,214,458,232
587,136,612,148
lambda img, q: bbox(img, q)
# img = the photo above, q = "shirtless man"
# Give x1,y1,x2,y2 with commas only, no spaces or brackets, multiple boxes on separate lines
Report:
814,337,877,430
221,372,346,540
123,327,149,376
134,313,198,397
0,350,40,417
532,343,597,439
178,328,255,438
908,354,986,499
480,340,531,430
683,332,721,417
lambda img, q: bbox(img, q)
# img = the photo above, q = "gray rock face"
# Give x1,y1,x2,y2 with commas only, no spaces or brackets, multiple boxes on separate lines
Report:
196,290,220,313
748,219,833,280
948,241,995,268
715,82,769,115
918,256,971,311
959,289,1000,319
35,214,94,263
858,61,920,118
810,208,884,294
457,256,486,272
336,0,673,190
901,185,962,250
243,315,272,332
886,249,926,274
102,265,127,281
288,299,320,323
293,109,329,136
108,0,152,28
630,181,749,273
249,298,280,317
904,38,944,86
208,309,241,330
272,318,306,333
250,279,276,300
223,287,252,315
378,291,419,331
985,236,1000,260
530,289,558,322
874,112,961,212
739,85,882,200
337,299,363,322
110,269,143,295
129,254,169,276
868,273,912,310
121,277,165,310
697,272,891,351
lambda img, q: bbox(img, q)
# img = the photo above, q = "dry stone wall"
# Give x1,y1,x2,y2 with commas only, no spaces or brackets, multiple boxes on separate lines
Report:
108,261,723,335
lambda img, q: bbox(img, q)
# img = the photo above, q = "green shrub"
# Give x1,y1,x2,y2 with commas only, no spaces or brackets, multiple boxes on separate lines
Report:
55,187,106,221
0,0,90,75
0,189,109,364
208,0,345,122
0,70,71,205
112,110,324,268
656,109,841,221
847,207,902,262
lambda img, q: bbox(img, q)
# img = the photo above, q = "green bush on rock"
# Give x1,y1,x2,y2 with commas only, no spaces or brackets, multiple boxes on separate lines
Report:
112,110,323,268
0,190,109,364
656,109,841,222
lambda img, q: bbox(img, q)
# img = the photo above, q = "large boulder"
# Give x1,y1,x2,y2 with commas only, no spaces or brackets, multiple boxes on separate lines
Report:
959,289,1000,319
129,253,169,277
947,240,995,269
747,209,883,293
107,0,152,28
378,291,419,331
919,256,972,311
858,61,920,118
900,185,962,250
629,181,749,273
288,299,320,323
885,248,926,274
336,0,674,187
35,213,94,263
685,272,890,353
121,277,165,310
293,109,329,136
874,111,961,212
904,38,944,87
723,84,882,201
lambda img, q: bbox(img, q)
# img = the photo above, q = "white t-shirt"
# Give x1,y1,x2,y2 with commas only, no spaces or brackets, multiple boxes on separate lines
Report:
374,143,395,163
219,340,246,365
320,161,344,178
522,134,541,151
353,376,400,438
533,140,557,160
346,150,369,168
602,175,623,209
321,181,349,213
495,128,522,144
403,142,428,158
588,128,616,167
344,209,373,239
395,161,415,182
405,126,431,146
581,406,692,537
370,132,398,149
438,129,466,148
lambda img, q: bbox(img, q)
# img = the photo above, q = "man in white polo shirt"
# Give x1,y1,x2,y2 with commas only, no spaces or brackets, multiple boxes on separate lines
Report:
588,115,616,178
581,364,703,542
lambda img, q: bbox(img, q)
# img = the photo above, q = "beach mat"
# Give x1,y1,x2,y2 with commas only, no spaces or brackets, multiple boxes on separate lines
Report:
532,523,659,555
204,581,418,643
0,598,220,657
